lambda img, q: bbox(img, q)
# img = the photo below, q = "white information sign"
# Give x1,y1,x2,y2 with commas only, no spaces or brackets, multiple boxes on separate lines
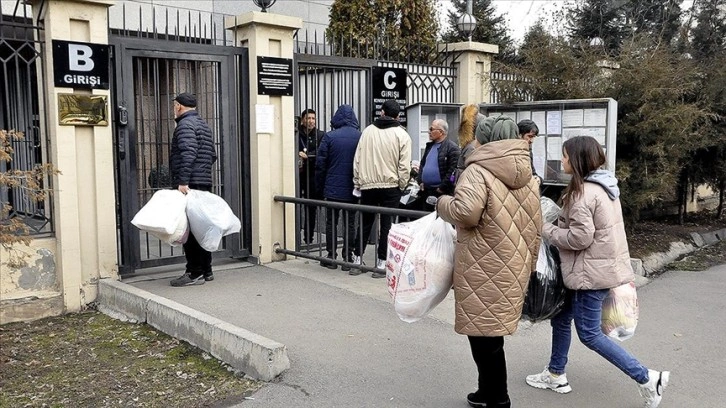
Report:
547,111,562,135
255,104,275,134
584,108,607,126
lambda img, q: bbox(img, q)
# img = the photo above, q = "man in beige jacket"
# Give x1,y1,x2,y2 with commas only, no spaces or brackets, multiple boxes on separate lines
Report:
350,99,411,278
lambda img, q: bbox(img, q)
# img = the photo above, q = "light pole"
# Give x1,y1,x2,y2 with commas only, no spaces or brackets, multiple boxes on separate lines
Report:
456,0,477,41
252,0,277,13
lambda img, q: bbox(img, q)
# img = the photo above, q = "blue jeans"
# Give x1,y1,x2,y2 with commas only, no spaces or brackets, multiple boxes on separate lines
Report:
548,289,648,384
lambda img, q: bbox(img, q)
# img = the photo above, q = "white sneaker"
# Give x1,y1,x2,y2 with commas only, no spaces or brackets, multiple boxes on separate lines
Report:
352,255,362,265
639,369,670,408
376,258,386,270
526,367,572,394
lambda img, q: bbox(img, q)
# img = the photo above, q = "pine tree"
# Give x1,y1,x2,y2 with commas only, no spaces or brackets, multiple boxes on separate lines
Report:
440,0,514,61
567,0,627,54
327,0,438,63
690,0,726,61
623,0,682,45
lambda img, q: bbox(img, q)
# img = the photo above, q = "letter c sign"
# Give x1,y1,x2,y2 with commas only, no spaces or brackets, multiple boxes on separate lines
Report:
384,71,397,90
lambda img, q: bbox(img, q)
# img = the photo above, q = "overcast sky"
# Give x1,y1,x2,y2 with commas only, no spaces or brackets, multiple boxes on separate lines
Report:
438,0,696,44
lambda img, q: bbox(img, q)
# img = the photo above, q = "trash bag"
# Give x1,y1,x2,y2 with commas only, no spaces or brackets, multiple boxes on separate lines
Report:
601,281,638,341
131,190,187,235
386,212,455,323
131,189,189,247
522,239,567,322
186,190,241,252
541,196,561,224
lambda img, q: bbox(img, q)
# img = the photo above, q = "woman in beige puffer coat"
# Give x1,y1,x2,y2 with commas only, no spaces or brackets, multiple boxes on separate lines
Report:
436,115,542,408
525,136,670,408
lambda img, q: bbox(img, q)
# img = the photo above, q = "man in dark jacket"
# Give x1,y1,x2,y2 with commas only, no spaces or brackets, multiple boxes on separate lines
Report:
417,119,461,211
518,119,542,184
315,105,361,271
298,108,325,244
169,93,218,287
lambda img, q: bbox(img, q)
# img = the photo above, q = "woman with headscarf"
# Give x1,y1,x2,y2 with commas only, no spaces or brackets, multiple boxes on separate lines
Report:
436,115,542,408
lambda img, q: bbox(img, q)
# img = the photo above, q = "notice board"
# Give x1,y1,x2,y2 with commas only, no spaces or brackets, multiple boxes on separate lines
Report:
480,98,617,186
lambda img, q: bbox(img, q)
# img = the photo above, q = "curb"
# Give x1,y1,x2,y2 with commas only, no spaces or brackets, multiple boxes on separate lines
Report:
631,228,726,277
97,279,289,381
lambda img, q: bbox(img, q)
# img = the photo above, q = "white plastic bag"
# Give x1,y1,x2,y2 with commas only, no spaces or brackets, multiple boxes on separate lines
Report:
540,196,561,224
131,190,188,234
186,190,241,252
386,212,456,323
601,281,639,341
152,215,189,247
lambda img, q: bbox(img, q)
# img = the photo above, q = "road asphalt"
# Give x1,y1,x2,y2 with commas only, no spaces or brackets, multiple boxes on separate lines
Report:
129,259,726,408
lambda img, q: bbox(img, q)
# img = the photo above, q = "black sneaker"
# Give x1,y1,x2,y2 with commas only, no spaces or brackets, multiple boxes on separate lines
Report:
203,271,214,281
320,258,338,270
466,392,487,408
170,273,205,287
371,271,386,279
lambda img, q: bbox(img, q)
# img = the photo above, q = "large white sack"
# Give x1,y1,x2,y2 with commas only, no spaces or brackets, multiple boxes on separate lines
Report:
386,212,455,323
186,190,241,252
149,213,189,247
131,190,188,235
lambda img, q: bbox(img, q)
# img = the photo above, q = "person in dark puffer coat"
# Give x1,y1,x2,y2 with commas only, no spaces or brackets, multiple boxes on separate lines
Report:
315,105,361,270
169,93,218,288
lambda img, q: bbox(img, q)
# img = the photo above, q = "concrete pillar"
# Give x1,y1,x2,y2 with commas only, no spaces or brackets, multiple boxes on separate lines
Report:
441,42,499,105
227,13,301,263
33,0,118,312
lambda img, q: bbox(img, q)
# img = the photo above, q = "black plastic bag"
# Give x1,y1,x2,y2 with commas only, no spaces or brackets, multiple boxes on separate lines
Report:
522,240,566,322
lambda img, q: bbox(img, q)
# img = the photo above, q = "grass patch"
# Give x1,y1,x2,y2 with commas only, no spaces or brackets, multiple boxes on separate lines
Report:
0,311,261,407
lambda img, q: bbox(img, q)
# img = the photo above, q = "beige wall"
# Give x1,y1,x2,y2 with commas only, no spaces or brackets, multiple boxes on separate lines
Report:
0,0,119,322
442,42,499,106
228,12,301,263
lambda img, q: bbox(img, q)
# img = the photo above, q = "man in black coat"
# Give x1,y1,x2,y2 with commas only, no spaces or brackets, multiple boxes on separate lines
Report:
417,119,461,211
315,105,361,270
298,108,325,244
169,93,218,287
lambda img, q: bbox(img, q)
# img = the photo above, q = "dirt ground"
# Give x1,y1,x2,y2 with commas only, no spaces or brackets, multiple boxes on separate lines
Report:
627,211,726,259
0,311,261,407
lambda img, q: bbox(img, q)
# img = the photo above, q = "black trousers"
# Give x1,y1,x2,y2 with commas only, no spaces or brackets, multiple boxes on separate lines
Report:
420,186,442,212
299,173,318,243
325,199,357,260
467,335,510,406
353,187,401,261
183,184,212,277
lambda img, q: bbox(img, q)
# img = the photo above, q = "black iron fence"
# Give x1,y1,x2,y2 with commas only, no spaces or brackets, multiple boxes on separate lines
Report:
0,1,53,235
274,195,428,273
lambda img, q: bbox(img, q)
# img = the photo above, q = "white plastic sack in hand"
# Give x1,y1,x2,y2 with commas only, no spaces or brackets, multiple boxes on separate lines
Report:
540,196,561,224
601,281,639,341
152,216,189,247
386,212,456,323
131,190,188,235
186,190,241,252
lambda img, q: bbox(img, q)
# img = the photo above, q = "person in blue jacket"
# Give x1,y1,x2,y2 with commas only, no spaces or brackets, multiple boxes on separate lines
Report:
315,105,361,271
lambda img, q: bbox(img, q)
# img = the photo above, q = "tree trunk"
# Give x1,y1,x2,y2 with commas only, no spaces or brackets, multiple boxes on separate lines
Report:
717,178,725,219
678,170,688,225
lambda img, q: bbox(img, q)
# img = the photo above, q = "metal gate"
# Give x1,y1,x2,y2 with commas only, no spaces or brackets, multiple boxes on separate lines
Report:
111,37,250,275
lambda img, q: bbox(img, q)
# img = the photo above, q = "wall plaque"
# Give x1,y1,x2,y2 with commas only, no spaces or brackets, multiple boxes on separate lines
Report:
257,56,293,96
58,94,109,126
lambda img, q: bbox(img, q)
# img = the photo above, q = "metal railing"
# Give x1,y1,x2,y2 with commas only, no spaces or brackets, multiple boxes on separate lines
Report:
274,195,428,273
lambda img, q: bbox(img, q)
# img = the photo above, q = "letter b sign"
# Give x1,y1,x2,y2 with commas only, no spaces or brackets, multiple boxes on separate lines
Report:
68,44,95,71
52,40,109,90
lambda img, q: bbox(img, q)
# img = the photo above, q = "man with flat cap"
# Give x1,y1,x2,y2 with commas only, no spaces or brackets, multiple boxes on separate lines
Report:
169,92,218,287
